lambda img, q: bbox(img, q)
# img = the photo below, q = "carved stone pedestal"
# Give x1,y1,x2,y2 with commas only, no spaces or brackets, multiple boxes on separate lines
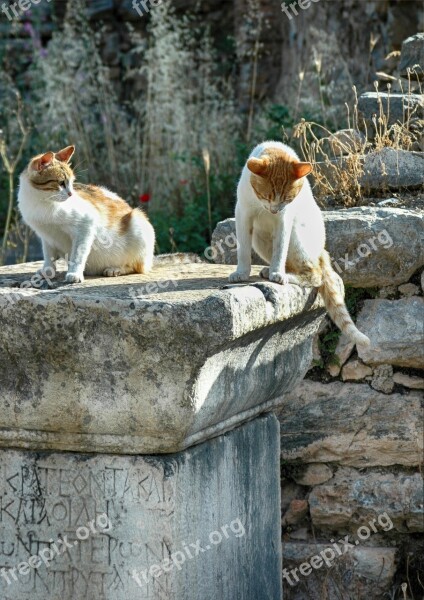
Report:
0,259,326,599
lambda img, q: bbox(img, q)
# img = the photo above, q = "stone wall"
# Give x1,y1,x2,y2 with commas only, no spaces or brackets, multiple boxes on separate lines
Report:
212,203,424,597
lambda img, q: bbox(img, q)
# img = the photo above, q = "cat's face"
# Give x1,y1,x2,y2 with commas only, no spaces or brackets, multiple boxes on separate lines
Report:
247,149,312,214
27,145,76,201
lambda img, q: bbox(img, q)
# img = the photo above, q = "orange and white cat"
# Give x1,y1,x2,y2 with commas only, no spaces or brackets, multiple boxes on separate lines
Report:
229,141,370,347
18,145,155,283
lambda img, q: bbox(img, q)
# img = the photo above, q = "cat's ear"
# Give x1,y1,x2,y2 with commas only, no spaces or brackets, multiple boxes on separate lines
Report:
292,162,312,179
32,152,54,171
247,157,269,177
55,145,75,163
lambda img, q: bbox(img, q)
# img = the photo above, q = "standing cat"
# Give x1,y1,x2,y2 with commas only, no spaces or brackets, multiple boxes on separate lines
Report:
229,141,370,347
18,145,155,283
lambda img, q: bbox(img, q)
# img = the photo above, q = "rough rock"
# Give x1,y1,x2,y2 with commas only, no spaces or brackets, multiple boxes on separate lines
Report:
360,149,424,190
357,298,424,368
292,464,333,487
212,208,424,287
371,364,395,394
283,543,397,598
379,285,397,298
334,333,355,367
422,269,424,292
309,467,423,532
327,363,341,377
398,282,420,297
0,415,283,600
281,481,307,514
315,149,424,190
282,499,309,526
377,197,401,207
288,528,309,541
357,91,424,132
341,359,373,381
399,33,424,80
277,380,423,467
393,372,424,389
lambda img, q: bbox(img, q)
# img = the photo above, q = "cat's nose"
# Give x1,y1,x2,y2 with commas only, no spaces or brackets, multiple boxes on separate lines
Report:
67,192,72,197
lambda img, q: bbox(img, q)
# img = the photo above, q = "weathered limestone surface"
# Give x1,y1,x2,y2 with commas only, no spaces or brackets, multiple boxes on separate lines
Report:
0,260,324,454
315,150,424,191
322,207,424,287
211,207,424,287
0,415,282,600
309,467,423,533
283,543,397,598
360,148,424,189
357,297,424,367
341,359,372,381
357,92,424,131
277,380,423,467
399,32,424,79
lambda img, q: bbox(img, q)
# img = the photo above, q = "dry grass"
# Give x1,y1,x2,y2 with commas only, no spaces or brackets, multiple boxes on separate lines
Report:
29,0,241,214
293,74,423,207
132,1,241,214
0,75,30,265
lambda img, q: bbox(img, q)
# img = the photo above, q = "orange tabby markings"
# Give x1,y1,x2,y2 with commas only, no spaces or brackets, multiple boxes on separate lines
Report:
18,145,155,283
230,141,370,347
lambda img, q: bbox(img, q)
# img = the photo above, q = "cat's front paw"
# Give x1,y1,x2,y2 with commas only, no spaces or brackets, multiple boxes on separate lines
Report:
269,271,290,285
65,272,84,284
37,267,56,280
229,270,250,283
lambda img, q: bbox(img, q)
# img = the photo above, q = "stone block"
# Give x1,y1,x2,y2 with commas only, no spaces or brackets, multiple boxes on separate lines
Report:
357,297,424,368
283,542,397,598
341,359,372,381
399,33,424,80
309,467,423,533
277,380,423,467
0,261,325,455
211,207,424,287
357,92,424,132
0,415,282,600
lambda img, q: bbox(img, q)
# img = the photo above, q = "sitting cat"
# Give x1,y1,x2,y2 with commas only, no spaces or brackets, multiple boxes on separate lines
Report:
18,145,155,283
229,141,370,347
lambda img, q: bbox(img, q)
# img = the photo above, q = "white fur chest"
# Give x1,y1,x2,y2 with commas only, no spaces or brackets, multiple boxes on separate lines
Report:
18,176,98,254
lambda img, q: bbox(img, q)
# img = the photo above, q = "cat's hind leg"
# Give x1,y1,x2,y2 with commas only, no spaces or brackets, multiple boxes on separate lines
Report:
288,263,323,287
103,265,136,277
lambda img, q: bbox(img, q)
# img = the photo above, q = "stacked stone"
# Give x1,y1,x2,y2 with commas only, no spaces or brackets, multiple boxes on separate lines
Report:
212,197,424,597
313,33,424,193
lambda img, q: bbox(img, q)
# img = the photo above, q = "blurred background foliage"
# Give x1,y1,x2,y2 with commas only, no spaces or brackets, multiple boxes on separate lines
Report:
0,0,421,262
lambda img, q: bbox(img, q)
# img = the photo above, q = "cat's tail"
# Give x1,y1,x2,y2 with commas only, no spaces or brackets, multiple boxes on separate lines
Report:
318,250,370,347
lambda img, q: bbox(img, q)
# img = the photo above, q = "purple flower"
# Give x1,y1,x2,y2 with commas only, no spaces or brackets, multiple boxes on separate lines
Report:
23,21,34,35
